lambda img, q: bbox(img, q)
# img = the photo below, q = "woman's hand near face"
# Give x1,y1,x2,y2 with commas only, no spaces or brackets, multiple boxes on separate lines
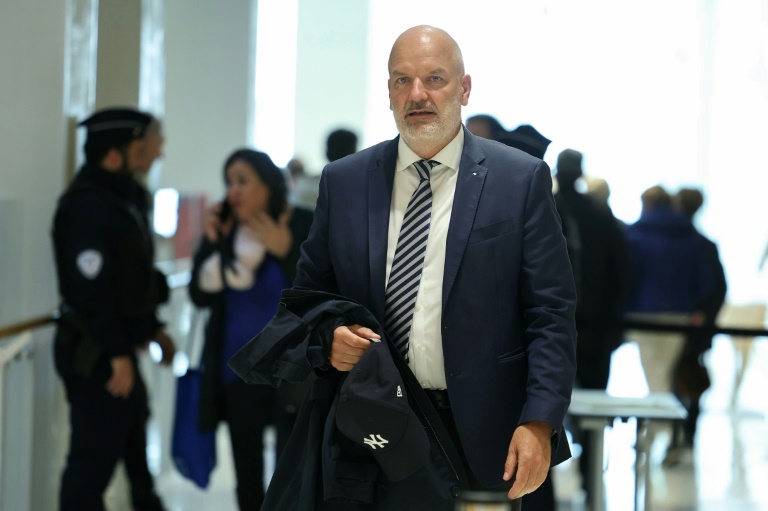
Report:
248,211,292,258
204,202,234,243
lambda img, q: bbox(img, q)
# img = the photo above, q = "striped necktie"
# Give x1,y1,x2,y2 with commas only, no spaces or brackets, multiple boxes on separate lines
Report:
384,159,439,361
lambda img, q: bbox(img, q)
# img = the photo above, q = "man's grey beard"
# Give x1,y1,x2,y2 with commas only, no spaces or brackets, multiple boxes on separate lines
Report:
395,92,463,151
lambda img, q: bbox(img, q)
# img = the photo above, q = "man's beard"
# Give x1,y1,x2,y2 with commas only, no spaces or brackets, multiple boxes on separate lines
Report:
395,91,462,150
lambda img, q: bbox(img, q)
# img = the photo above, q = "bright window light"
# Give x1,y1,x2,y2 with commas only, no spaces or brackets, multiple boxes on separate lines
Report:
153,187,179,238
253,0,298,167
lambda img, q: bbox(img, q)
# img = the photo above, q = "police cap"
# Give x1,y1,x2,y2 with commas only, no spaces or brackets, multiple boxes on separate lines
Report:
79,108,153,164
496,124,552,160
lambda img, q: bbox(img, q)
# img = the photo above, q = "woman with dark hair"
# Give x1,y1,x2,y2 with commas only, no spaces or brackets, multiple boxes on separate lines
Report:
188,148,314,510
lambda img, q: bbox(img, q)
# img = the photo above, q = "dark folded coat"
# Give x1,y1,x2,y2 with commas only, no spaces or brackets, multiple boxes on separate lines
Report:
229,289,471,510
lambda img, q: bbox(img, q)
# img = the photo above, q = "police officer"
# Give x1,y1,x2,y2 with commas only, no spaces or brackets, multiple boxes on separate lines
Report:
52,108,176,511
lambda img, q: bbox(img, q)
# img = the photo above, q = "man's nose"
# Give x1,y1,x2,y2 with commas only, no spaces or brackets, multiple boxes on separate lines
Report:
409,78,428,102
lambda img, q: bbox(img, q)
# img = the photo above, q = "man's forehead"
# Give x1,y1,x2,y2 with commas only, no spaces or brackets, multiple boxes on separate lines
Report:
389,31,460,73
390,66,449,76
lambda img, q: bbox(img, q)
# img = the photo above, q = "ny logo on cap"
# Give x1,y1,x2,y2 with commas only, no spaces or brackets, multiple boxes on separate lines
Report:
363,434,389,450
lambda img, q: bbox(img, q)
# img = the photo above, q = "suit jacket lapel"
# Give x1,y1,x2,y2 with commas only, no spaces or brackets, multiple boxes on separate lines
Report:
442,129,486,309
368,137,399,323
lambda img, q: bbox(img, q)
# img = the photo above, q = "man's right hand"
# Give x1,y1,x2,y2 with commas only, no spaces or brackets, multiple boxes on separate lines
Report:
329,324,380,371
106,356,135,398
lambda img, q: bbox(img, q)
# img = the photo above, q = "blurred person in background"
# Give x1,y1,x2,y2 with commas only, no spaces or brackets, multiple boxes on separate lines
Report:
465,113,507,140
624,185,712,397
188,148,313,510
325,128,358,163
664,187,727,464
554,149,632,507
288,128,359,211
52,108,176,511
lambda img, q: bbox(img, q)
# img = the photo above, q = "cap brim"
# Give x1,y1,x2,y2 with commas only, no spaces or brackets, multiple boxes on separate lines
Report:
371,411,430,482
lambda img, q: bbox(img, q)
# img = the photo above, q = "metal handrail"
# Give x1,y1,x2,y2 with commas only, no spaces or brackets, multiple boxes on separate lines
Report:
621,319,768,338
0,332,32,368
0,267,192,342
0,313,58,341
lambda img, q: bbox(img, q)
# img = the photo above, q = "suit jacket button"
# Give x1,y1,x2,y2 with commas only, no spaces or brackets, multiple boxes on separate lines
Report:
451,485,461,498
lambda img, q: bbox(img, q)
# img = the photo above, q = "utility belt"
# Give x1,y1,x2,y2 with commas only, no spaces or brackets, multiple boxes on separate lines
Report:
56,303,102,378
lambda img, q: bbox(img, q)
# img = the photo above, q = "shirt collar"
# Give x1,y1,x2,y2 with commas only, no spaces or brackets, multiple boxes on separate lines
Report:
396,126,465,173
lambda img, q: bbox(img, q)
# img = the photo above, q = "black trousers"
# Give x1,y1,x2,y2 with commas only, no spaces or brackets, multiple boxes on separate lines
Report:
57,361,162,511
428,392,523,511
221,379,276,511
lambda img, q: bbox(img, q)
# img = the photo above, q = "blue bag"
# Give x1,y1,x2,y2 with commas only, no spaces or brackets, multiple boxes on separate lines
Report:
171,309,216,488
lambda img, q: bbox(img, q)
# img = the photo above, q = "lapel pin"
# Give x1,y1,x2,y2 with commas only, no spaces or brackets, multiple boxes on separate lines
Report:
472,172,477,176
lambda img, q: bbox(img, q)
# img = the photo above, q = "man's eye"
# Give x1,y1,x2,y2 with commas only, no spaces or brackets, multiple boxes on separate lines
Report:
397,77,408,84
430,76,442,82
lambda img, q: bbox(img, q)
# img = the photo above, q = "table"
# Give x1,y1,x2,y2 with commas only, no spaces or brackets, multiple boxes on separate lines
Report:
568,389,687,511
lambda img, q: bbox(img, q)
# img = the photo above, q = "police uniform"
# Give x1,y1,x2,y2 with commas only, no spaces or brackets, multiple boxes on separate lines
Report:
52,109,167,511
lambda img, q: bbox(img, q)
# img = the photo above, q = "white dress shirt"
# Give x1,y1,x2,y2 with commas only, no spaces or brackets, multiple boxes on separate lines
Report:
385,128,464,390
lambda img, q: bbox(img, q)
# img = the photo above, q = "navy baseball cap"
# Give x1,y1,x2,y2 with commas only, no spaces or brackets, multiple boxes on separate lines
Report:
335,340,429,482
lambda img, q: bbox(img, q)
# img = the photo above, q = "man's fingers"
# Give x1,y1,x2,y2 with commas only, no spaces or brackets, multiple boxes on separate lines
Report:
332,348,366,362
507,466,530,500
348,325,380,341
330,338,369,368
503,448,517,481
330,360,354,372
333,326,374,351
106,379,126,398
330,325,376,371
504,423,553,499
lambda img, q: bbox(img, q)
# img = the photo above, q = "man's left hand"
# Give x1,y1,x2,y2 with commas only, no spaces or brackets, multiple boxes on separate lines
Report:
503,420,553,500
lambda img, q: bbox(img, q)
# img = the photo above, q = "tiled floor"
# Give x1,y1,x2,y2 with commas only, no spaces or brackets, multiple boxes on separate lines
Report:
129,334,768,511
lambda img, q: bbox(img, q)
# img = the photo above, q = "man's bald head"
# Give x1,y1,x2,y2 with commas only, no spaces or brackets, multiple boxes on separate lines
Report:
388,25,465,77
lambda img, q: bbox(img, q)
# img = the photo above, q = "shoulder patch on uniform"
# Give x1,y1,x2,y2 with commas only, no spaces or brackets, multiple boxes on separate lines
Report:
76,250,103,279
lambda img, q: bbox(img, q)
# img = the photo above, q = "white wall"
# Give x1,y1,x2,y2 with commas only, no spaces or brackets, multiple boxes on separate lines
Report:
0,0,80,509
0,1,69,326
160,0,256,201
95,0,142,109
291,0,370,174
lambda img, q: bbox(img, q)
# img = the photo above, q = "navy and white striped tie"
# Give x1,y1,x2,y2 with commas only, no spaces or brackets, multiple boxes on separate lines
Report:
384,159,439,361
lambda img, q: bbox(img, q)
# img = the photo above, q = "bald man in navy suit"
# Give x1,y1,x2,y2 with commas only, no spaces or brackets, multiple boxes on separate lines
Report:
293,25,577,509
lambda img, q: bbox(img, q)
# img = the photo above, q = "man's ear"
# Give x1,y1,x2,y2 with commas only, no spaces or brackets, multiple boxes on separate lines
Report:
460,74,472,107
100,148,124,171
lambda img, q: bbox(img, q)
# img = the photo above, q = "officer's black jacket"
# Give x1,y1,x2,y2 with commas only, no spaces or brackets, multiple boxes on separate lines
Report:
229,289,470,510
52,164,166,366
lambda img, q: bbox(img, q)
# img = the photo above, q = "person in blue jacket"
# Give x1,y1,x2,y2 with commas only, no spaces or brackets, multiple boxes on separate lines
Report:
624,185,713,394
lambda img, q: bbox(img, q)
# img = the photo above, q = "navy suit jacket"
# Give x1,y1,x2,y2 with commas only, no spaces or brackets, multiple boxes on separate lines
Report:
294,127,577,487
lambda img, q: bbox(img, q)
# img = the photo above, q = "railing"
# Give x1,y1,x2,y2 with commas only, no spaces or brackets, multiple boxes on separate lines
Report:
0,313,57,341
0,329,38,511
